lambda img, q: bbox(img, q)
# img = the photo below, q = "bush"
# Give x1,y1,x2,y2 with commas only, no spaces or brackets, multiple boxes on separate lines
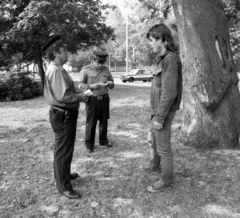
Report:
0,72,42,102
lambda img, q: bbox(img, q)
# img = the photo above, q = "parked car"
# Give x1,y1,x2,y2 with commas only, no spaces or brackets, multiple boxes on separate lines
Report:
110,68,115,72
120,69,153,83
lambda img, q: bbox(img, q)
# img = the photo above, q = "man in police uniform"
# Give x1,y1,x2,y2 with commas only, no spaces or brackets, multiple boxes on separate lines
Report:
79,51,114,153
43,35,92,199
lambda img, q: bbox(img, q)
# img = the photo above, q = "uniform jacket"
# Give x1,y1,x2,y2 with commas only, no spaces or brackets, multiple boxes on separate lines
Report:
44,61,85,110
151,51,182,124
79,64,114,96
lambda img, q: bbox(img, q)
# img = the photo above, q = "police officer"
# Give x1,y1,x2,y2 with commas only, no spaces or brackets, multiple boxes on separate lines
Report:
79,51,115,153
43,35,92,199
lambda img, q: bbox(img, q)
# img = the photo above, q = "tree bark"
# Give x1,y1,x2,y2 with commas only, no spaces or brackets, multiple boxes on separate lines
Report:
172,0,240,148
36,43,45,90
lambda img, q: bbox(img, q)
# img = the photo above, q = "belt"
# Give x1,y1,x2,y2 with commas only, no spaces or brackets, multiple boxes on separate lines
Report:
50,105,67,113
91,93,109,100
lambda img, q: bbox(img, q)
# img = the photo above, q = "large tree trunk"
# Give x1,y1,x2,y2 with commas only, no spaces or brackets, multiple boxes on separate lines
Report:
172,0,240,148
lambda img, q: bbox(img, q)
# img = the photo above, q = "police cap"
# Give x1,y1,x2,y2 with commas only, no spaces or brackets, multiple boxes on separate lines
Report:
93,51,108,61
42,35,66,53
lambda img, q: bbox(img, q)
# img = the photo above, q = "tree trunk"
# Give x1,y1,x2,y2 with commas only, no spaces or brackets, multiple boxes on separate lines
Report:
132,45,136,63
172,0,240,148
36,43,45,89
114,61,117,72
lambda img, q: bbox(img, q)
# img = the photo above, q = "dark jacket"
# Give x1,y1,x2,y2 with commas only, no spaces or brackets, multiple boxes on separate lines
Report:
150,51,182,124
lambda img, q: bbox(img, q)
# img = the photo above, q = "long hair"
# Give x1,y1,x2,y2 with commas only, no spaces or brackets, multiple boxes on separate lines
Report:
146,23,178,53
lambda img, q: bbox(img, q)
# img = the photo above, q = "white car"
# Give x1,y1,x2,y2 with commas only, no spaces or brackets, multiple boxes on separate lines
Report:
120,69,153,83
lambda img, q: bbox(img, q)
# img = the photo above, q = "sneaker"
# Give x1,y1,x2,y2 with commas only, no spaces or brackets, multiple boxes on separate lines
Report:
140,165,161,173
147,181,173,193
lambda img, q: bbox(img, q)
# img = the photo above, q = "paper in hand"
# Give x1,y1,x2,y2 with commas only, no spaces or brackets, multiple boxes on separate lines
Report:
84,89,93,96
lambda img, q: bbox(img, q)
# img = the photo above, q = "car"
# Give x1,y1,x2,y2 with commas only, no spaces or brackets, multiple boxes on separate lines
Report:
120,69,153,83
110,68,115,72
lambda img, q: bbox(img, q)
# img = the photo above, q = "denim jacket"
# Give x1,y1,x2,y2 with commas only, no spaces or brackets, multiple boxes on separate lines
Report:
150,51,182,124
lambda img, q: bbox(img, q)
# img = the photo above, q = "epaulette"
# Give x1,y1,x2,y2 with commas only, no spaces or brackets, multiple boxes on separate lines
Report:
82,65,91,70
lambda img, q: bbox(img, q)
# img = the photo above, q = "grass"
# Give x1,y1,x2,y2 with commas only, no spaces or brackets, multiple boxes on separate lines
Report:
0,84,240,218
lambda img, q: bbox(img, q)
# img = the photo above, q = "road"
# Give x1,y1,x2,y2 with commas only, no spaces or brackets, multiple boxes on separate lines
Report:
69,73,151,88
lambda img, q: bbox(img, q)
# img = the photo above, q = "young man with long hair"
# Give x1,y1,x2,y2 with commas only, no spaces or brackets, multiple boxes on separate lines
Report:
144,23,182,192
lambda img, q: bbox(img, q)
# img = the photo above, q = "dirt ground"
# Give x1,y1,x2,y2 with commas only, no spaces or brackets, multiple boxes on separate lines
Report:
0,83,240,218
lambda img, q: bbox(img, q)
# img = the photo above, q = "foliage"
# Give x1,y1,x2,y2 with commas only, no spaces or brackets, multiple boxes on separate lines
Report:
0,0,114,68
105,6,126,64
104,0,160,67
67,50,92,72
138,0,172,20
0,72,42,102
0,1,31,68
223,0,240,64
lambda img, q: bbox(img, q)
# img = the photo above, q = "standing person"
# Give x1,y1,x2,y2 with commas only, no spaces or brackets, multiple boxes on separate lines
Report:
43,35,92,199
79,51,115,153
144,23,182,192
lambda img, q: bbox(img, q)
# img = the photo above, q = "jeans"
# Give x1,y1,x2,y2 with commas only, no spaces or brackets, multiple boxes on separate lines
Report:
148,111,176,185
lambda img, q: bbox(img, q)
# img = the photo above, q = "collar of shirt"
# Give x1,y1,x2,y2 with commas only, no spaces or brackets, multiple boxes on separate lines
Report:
50,61,66,72
90,63,104,73
158,50,169,60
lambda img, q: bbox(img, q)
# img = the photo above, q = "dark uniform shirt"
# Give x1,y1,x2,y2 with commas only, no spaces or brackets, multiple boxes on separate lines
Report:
44,61,85,110
79,64,114,96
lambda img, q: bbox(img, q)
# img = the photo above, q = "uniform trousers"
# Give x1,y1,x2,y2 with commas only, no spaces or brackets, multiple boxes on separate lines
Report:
148,110,176,185
85,94,109,150
49,108,79,192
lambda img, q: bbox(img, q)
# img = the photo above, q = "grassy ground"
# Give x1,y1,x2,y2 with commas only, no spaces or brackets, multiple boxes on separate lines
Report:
0,84,240,218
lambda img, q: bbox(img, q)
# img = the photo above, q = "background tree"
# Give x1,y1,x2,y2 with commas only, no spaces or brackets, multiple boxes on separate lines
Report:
1,0,114,87
105,39,124,71
223,0,240,67
172,0,240,148
104,0,161,69
67,50,92,72
0,1,31,69
105,5,126,68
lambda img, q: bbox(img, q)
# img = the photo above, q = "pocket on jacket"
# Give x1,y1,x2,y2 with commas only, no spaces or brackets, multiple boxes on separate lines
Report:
100,74,108,83
154,74,162,86
88,76,97,84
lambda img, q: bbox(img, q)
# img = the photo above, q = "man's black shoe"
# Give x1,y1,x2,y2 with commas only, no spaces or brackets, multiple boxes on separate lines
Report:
70,172,79,180
60,190,81,199
141,166,162,173
100,143,112,147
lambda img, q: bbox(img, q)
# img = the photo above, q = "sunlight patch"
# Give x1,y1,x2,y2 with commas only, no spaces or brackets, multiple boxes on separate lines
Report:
128,123,141,128
97,176,116,181
213,150,240,155
113,197,133,207
110,130,139,138
111,98,148,108
203,204,240,217
117,151,144,158
41,205,59,214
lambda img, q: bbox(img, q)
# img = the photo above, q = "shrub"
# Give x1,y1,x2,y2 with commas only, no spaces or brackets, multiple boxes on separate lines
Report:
0,72,42,102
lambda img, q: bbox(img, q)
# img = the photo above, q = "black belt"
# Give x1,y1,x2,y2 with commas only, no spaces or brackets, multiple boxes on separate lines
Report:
50,105,67,113
91,93,109,100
